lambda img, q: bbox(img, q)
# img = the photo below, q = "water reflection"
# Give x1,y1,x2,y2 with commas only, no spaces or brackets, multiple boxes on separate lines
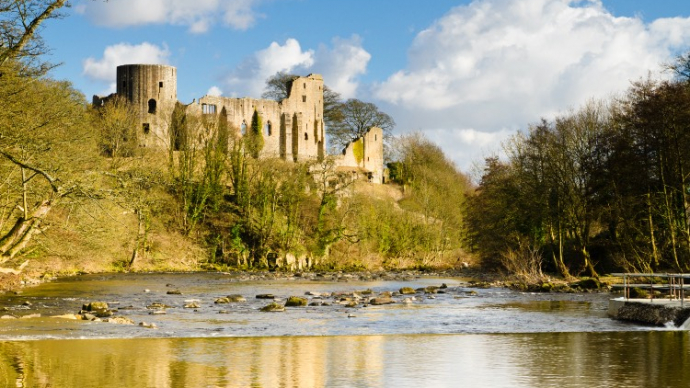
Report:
1,332,689,387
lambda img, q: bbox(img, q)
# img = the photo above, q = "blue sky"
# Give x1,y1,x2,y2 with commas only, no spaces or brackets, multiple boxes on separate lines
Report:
42,0,690,172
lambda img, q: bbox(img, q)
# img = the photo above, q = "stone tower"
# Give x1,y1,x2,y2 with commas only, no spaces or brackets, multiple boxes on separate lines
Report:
117,64,177,147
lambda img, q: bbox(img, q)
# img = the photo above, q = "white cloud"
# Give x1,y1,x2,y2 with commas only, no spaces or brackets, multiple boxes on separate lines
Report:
424,127,514,174
82,42,171,94
223,38,314,97
76,0,261,33
373,0,690,171
83,42,171,82
220,37,371,99
207,86,223,96
314,36,371,99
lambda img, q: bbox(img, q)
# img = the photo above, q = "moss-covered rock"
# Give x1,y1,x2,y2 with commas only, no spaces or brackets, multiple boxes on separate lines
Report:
425,286,440,294
540,283,554,292
285,296,308,307
82,301,109,311
572,278,601,290
260,302,285,312
399,287,416,295
370,297,395,305
227,294,247,303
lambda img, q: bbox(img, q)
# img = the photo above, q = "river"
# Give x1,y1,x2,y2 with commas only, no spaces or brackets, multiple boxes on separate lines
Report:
0,273,686,387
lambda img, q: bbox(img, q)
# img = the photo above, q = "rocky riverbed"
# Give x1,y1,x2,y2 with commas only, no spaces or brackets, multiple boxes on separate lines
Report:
0,271,642,339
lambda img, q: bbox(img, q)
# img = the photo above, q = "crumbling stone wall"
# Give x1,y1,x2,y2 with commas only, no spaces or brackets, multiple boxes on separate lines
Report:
188,73,325,161
336,127,384,183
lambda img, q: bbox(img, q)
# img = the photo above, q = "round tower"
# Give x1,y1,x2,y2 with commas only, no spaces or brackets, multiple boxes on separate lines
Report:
117,64,177,147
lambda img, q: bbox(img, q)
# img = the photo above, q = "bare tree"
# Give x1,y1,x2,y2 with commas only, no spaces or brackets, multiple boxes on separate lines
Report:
328,99,395,152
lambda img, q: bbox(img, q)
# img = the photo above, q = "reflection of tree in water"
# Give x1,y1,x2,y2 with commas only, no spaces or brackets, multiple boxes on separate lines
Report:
0,348,26,388
11,356,25,388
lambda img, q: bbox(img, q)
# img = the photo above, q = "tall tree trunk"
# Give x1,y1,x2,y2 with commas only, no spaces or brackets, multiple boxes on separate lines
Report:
647,192,660,269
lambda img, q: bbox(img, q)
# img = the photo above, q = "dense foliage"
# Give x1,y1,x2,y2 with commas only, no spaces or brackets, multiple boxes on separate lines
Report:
466,65,690,278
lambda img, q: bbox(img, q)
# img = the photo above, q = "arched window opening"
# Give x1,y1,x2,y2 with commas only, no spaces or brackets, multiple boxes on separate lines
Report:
375,134,377,141
304,132,308,141
142,123,150,134
148,99,157,114
265,121,272,136
241,121,247,135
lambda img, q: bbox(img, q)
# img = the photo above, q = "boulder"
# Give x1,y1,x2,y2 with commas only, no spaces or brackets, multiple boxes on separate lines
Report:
260,302,285,312
215,297,230,304
139,322,157,329
94,309,114,318
425,286,439,294
104,316,134,325
147,303,171,309
82,302,109,311
399,287,417,295
227,294,247,303
184,302,200,309
256,294,276,300
370,297,395,305
285,296,308,307
166,290,182,295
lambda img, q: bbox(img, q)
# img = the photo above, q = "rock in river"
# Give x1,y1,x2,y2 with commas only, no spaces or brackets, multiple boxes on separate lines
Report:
260,302,285,312
399,287,417,295
227,294,247,303
370,297,395,305
285,296,308,307
82,301,109,311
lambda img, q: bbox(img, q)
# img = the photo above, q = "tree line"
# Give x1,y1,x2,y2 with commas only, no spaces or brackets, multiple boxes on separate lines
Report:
466,58,690,279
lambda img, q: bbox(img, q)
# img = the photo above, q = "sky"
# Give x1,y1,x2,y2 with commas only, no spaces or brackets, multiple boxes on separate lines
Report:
42,0,690,173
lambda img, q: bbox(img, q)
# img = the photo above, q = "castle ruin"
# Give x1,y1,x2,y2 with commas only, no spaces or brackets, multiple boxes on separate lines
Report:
94,64,384,183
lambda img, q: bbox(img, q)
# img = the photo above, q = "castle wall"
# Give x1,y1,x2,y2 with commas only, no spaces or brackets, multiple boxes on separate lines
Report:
98,64,382,184
188,74,325,161
116,64,177,147
335,127,384,184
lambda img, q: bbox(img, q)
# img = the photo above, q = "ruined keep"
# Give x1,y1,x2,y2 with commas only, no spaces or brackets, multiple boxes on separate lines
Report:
94,64,384,183
189,74,325,162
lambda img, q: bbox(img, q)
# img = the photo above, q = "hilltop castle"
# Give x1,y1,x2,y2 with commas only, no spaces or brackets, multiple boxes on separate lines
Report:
93,64,384,183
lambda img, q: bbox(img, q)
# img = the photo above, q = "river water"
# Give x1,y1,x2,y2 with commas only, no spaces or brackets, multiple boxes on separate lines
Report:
0,273,687,387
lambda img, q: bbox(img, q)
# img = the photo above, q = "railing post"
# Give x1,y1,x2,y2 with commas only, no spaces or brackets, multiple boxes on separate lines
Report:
624,274,628,300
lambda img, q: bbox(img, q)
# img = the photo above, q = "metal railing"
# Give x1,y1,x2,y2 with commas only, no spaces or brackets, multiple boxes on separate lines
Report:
611,273,690,308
